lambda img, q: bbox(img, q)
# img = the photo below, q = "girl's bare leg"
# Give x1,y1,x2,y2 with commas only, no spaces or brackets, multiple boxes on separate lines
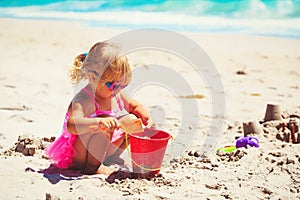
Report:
72,131,116,175
103,114,138,165
103,136,127,165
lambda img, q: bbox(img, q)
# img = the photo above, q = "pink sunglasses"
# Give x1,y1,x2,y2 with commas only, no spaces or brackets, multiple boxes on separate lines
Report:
105,82,127,91
88,70,127,91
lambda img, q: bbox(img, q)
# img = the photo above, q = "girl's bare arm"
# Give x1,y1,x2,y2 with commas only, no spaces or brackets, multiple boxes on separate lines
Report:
120,93,151,126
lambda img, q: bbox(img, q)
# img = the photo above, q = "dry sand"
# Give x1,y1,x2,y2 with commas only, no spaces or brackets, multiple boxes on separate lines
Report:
0,18,300,199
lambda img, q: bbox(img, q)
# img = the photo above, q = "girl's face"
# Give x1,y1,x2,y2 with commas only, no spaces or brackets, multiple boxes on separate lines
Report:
95,79,127,99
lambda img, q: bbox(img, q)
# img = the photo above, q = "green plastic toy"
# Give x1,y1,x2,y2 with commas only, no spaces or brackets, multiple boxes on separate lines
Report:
217,146,237,153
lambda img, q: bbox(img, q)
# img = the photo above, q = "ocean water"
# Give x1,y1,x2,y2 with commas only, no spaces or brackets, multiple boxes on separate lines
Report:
0,0,300,38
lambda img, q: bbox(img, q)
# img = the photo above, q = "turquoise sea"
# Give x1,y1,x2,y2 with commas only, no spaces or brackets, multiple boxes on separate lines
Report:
0,0,300,38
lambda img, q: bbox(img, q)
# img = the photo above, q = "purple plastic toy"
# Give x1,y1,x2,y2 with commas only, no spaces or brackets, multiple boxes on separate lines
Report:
236,136,259,148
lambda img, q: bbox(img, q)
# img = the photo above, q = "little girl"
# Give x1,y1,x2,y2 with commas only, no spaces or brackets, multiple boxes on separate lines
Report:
46,41,151,175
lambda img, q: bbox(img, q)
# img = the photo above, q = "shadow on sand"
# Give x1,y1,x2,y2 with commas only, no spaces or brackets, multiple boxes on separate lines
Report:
26,164,157,184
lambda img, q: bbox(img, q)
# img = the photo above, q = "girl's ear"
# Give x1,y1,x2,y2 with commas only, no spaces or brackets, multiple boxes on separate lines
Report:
88,72,98,83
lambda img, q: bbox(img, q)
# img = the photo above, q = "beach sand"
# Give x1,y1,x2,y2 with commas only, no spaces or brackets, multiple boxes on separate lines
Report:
1,18,300,199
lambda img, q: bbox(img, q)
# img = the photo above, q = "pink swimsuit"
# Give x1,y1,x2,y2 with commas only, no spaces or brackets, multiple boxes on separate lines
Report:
45,88,125,169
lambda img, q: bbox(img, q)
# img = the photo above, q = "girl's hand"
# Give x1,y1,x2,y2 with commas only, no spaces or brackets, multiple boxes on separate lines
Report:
98,117,119,133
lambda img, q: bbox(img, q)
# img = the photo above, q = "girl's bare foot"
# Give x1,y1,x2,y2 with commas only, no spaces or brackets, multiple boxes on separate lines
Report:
96,164,116,175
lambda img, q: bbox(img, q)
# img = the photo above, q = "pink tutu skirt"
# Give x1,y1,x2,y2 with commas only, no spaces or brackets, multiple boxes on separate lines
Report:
45,133,77,169
45,112,77,169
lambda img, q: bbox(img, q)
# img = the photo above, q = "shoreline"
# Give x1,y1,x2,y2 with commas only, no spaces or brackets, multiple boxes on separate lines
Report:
2,16,300,40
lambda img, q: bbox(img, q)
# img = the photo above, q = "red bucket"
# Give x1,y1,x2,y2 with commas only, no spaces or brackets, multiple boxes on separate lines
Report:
129,129,172,177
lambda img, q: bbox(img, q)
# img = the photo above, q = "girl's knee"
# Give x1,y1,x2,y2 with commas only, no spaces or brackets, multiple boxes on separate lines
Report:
127,113,137,119
118,114,137,121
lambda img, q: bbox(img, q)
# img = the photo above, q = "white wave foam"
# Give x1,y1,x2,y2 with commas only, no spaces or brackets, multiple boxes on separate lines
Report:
0,5,299,38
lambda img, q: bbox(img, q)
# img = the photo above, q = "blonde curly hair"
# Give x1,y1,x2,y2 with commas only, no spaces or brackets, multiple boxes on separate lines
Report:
69,41,132,85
